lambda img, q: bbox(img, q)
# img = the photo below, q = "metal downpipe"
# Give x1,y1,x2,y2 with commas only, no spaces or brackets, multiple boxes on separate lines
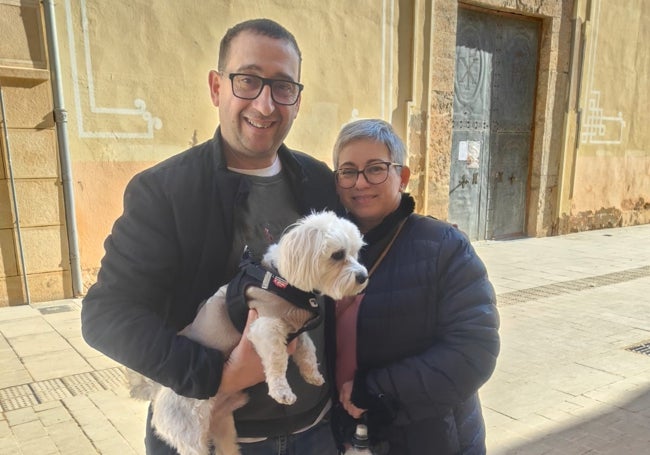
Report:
42,0,83,297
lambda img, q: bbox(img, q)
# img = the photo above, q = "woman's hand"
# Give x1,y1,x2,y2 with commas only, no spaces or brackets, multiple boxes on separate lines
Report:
339,380,366,419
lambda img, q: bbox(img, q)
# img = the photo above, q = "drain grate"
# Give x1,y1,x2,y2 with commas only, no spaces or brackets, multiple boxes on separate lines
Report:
625,342,650,356
0,367,127,412
497,265,650,306
37,304,75,315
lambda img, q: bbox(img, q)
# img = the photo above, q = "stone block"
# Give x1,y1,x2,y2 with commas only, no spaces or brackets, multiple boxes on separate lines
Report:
0,139,6,180
431,57,455,92
26,270,72,304
3,129,59,179
19,226,68,275
17,436,58,455
0,1,47,69
0,228,18,277
13,179,64,227
37,404,73,427
432,28,457,61
0,315,53,339
0,275,26,307
0,181,14,228
8,331,70,358
21,348,92,382
10,419,47,442
0,83,54,129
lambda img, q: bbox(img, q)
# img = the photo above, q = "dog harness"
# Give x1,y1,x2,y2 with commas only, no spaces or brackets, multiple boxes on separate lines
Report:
226,248,322,341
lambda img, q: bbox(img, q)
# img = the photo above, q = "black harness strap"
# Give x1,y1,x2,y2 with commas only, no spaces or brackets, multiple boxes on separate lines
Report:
226,249,322,341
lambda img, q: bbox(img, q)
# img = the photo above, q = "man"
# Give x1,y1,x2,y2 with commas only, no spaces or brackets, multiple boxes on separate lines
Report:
81,19,340,454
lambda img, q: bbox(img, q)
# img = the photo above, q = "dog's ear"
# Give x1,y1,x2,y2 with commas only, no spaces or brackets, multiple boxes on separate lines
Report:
276,219,326,292
262,244,280,270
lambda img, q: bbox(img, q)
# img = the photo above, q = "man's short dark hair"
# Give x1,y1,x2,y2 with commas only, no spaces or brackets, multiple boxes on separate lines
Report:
218,18,302,71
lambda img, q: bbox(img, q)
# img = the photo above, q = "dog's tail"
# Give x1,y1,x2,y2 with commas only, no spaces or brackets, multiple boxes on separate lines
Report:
125,368,161,400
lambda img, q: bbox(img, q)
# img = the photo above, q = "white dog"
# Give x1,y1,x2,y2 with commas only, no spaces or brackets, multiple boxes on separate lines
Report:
134,211,368,455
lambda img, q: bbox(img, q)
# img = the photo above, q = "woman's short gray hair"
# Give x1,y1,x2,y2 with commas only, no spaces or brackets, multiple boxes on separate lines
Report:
332,119,407,169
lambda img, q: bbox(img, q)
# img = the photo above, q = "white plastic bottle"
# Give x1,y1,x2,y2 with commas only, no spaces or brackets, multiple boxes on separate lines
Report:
344,424,373,454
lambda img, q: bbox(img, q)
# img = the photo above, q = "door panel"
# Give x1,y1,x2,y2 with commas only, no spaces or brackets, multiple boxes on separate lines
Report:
449,8,539,240
488,132,531,238
449,16,493,240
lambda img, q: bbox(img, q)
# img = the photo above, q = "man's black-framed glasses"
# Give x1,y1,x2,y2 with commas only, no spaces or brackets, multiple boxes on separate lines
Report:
335,161,403,189
223,72,304,106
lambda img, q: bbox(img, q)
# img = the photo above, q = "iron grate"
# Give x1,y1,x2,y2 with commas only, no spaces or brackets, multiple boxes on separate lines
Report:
37,304,76,315
625,342,650,356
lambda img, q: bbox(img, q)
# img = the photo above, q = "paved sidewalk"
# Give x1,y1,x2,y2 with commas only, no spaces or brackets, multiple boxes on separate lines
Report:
475,224,650,455
1,224,649,454
0,300,147,455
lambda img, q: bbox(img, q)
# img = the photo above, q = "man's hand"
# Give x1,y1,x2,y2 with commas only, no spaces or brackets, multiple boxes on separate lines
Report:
217,310,298,394
217,310,265,394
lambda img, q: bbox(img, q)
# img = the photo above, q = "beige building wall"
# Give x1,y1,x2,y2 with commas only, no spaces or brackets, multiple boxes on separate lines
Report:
55,0,403,293
0,0,73,306
557,0,650,232
1,0,649,305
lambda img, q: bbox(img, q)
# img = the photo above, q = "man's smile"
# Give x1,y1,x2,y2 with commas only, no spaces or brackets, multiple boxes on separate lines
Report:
244,115,276,129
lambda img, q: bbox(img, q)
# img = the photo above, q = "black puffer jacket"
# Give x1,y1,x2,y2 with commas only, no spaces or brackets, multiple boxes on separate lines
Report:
345,196,500,454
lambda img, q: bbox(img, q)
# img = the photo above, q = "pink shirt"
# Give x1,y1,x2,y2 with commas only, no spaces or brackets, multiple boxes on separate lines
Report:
335,294,365,392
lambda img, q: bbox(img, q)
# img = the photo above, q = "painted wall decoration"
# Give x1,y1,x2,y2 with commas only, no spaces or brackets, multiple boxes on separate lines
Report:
580,0,625,145
64,0,162,139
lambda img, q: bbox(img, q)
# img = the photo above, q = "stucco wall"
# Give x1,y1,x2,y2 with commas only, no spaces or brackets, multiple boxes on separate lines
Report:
558,0,650,232
2,0,648,304
55,0,405,288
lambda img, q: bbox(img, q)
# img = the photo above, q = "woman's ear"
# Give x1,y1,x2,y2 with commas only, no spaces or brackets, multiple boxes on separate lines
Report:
400,166,411,190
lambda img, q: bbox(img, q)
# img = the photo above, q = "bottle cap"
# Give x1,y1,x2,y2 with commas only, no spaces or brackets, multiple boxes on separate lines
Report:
355,424,368,439
352,423,370,450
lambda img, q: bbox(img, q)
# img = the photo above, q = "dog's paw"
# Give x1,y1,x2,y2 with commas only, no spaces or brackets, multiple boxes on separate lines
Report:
304,371,325,386
268,381,297,405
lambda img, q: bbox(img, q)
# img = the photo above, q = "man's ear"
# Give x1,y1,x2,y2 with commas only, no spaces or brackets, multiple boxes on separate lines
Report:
208,70,221,107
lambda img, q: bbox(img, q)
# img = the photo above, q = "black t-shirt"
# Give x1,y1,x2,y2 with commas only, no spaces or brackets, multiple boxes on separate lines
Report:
227,169,331,437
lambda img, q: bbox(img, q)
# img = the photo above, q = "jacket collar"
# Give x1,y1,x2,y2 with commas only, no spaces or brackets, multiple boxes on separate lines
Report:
356,194,415,271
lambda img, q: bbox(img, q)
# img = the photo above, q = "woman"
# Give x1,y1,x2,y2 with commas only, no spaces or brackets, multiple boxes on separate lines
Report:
331,119,500,454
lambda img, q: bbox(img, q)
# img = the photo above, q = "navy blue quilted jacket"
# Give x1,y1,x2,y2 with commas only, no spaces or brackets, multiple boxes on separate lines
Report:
345,196,500,454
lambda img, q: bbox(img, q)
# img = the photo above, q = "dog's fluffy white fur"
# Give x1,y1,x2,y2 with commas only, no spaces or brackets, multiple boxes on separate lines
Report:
132,211,368,455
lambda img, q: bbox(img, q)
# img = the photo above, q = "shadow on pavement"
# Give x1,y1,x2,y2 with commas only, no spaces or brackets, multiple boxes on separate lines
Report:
498,386,650,454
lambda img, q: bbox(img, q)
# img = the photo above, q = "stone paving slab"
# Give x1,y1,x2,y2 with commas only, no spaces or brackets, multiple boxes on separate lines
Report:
0,224,649,454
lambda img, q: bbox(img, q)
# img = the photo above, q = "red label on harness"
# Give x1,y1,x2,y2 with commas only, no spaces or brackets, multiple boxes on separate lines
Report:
273,276,288,288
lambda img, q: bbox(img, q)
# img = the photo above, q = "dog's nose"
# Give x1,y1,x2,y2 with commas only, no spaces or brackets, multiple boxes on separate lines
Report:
356,273,368,284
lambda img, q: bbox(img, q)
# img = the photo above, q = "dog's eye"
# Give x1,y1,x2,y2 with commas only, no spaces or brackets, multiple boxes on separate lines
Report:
331,250,345,261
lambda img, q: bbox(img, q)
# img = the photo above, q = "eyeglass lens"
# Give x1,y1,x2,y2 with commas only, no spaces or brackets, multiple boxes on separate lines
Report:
230,74,301,105
336,162,393,188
